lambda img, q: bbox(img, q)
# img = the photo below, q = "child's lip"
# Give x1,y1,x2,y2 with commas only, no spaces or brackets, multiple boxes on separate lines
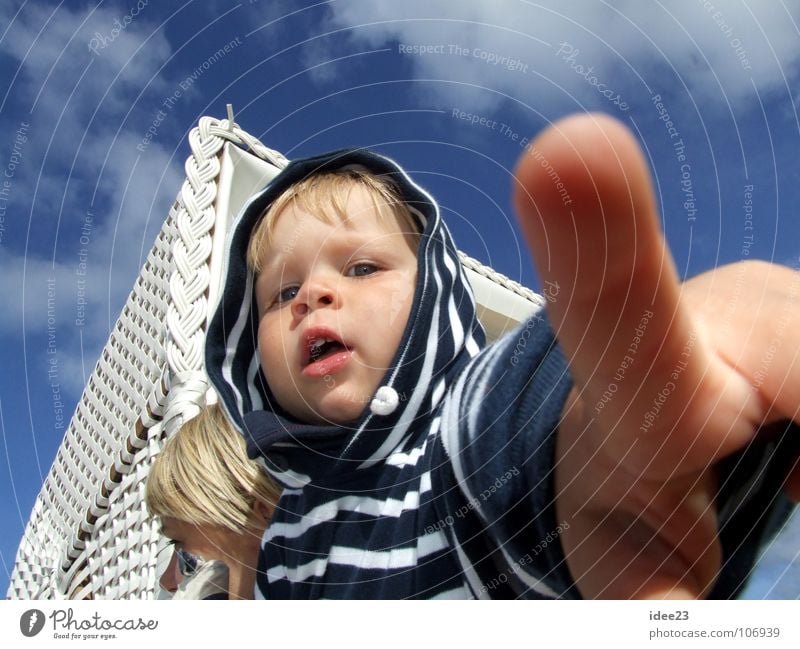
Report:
299,325,351,368
301,350,352,379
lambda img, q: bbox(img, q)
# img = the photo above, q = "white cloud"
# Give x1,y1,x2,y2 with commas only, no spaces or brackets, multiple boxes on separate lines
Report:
0,3,183,389
0,2,177,228
1,3,171,134
0,251,93,395
312,1,800,114
0,254,73,335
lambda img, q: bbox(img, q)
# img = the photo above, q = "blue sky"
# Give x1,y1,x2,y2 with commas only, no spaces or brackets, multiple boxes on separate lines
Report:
2,0,800,598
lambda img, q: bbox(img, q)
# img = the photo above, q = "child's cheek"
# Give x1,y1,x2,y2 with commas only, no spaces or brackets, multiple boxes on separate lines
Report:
256,319,288,377
386,271,416,329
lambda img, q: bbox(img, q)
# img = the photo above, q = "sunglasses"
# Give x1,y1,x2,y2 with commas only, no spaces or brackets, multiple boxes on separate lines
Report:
175,548,206,578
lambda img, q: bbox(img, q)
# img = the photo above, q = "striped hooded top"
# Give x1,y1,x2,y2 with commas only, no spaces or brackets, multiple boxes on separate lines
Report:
205,148,796,599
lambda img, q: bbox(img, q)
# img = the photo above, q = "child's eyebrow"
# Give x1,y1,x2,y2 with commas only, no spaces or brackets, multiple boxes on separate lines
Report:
258,252,297,284
260,233,397,277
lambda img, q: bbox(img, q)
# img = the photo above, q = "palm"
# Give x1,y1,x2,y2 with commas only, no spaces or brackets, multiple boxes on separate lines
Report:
512,114,800,598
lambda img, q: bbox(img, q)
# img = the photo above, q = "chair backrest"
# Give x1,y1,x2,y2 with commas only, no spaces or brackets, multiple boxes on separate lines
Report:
7,116,544,599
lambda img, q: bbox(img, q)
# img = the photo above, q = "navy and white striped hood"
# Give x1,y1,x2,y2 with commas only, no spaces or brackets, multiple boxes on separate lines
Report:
205,149,486,485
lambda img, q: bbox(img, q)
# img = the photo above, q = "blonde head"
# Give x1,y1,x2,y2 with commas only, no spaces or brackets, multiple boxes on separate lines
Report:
246,169,421,274
146,404,281,533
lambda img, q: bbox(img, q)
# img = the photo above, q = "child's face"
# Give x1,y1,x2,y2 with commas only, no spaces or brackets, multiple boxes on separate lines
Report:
253,185,418,424
159,516,262,599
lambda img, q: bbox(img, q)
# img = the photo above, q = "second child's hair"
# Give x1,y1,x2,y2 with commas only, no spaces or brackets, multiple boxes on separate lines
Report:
247,169,420,273
146,404,281,533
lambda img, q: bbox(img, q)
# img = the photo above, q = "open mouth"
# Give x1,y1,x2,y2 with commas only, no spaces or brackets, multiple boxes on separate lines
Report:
301,327,352,368
308,338,348,364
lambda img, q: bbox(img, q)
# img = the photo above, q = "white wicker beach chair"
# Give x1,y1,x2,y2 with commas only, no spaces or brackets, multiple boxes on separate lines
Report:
7,113,545,600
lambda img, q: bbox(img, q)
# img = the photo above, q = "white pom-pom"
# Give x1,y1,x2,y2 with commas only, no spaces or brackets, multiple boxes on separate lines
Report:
370,386,400,416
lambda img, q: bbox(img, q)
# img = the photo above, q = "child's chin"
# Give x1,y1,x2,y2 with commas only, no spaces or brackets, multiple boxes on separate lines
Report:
300,398,366,427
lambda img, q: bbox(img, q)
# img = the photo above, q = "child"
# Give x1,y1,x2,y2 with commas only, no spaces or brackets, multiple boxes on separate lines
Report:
205,114,800,598
146,403,282,599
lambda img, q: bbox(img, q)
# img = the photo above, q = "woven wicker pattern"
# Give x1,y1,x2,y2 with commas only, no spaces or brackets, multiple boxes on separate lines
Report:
8,214,172,598
8,116,539,599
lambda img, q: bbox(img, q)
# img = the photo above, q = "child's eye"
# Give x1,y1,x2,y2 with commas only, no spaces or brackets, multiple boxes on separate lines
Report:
346,263,378,277
157,538,177,557
276,286,299,303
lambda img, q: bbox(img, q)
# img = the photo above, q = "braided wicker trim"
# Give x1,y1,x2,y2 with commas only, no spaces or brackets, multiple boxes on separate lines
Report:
167,116,287,379
458,251,545,307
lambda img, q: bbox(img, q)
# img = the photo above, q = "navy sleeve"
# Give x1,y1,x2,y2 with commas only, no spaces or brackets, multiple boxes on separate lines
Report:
438,310,579,598
439,311,800,599
710,421,800,598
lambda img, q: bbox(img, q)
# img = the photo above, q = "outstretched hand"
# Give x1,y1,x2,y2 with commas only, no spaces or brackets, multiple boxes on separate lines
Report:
512,114,800,599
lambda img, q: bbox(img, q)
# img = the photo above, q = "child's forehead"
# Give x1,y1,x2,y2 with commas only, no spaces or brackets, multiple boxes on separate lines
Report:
271,189,408,239
246,171,421,276
269,221,401,268
290,181,393,218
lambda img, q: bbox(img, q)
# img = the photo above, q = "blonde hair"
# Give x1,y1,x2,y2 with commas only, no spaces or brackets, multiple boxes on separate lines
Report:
247,169,421,273
146,404,281,533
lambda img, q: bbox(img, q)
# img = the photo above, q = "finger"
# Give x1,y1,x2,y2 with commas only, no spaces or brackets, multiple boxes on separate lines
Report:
512,114,759,472
681,261,800,427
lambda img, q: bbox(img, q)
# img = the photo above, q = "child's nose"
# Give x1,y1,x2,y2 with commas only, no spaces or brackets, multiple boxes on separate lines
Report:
159,551,181,593
292,279,338,317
